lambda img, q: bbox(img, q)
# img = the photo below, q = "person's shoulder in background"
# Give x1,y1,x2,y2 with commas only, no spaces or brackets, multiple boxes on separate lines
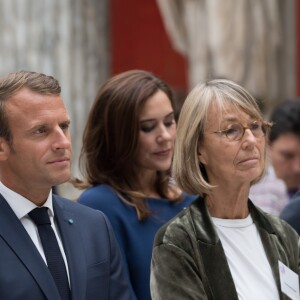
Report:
181,193,198,207
250,166,288,216
280,188,300,234
77,184,122,210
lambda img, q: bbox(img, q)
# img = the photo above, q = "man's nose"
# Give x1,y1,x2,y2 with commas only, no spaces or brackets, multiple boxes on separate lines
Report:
52,128,71,150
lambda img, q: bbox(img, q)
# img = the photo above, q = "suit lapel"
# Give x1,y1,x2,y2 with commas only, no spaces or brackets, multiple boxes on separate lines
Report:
53,196,86,300
0,194,60,299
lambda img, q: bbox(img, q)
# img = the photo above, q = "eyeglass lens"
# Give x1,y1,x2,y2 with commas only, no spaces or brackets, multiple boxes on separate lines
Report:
226,123,264,140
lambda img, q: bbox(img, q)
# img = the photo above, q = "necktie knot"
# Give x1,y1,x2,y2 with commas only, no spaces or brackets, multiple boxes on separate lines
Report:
28,207,51,225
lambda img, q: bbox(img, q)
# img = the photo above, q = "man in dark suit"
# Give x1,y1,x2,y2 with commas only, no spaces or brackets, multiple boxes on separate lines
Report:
0,71,131,299
280,188,300,234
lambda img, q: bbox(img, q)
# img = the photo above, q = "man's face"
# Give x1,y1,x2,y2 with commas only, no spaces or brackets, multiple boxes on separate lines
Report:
269,133,300,190
0,87,72,200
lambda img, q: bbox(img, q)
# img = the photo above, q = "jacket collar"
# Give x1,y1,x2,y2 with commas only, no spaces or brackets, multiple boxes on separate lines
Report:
188,196,283,299
189,197,276,244
0,194,60,299
53,195,86,300
0,194,87,300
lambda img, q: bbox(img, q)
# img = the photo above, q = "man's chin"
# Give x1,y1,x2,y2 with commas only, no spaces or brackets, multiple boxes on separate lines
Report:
53,174,72,186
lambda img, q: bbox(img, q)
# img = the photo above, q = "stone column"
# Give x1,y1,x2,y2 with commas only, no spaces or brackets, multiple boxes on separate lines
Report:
0,0,109,198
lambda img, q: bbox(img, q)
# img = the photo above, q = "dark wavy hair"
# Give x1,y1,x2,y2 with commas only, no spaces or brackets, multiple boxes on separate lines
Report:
269,99,300,143
74,70,181,220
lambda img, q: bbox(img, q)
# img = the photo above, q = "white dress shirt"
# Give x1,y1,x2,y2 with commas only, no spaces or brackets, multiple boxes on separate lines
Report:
0,182,70,281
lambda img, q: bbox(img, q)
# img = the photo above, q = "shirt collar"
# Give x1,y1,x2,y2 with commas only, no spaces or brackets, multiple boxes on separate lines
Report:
0,181,53,220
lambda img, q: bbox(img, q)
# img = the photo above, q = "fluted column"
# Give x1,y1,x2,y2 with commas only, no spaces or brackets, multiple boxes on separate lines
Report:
157,0,296,113
0,0,109,197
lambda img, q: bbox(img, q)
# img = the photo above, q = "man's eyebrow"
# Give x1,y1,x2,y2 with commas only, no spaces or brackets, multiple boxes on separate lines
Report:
60,119,71,125
28,123,48,130
28,119,71,130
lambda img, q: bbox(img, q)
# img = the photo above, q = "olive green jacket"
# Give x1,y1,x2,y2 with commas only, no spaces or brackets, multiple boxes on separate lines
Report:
151,197,300,299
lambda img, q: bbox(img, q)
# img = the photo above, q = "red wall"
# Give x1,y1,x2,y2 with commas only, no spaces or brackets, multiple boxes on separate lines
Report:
112,0,300,96
110,0,187,92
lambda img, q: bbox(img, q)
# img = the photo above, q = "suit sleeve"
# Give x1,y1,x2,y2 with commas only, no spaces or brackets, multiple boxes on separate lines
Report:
151,243,208,300
79,190,137,299
105,218,138,300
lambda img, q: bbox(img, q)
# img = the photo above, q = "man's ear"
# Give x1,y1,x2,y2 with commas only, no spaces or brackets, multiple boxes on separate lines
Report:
0,137,10,161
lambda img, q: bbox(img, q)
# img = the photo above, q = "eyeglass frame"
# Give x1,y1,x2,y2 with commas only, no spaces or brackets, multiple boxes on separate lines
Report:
208,121,273,141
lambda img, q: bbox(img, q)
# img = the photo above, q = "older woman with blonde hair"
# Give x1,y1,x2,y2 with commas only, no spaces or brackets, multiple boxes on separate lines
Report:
151,79,300,299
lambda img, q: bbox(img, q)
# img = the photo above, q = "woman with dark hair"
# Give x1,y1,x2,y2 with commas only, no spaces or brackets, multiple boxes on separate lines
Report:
74,70,195,300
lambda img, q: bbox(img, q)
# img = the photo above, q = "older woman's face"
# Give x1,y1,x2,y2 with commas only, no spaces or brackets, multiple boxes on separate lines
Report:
198,102,265,186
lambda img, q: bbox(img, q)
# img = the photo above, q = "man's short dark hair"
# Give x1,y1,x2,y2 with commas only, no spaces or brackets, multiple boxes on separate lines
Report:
269,99,300,143
0,71,61,146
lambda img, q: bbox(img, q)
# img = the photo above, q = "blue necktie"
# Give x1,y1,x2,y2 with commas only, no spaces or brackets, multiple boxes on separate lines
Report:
28,207,71,300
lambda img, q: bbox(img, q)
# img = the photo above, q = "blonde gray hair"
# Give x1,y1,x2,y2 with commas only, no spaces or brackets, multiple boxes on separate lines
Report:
172,79,269,195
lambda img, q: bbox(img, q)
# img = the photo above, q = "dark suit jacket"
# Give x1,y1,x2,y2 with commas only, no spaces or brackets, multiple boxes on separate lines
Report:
151,197,300,300
280,188,300,234
0,194,132,300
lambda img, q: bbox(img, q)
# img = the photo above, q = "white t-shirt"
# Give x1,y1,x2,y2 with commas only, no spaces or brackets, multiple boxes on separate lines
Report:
211,215,280,300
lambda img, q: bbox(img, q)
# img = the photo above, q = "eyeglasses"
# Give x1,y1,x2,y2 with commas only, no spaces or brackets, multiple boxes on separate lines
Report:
210,122,271,141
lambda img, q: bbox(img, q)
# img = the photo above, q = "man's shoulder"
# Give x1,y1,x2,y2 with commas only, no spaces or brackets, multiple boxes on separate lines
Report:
292,188,300,200
281,195,300,218
285,198,300,211
53,194,108,222
280,191,300,233
253,203,300,245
